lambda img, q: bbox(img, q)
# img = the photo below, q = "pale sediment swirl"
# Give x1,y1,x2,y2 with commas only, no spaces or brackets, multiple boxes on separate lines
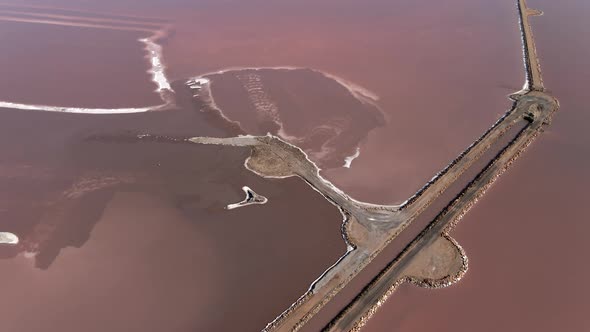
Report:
0,232,19,245
187,67,385,169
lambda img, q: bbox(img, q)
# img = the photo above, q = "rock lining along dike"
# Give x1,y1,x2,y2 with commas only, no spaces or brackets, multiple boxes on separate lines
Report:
188,0,559,330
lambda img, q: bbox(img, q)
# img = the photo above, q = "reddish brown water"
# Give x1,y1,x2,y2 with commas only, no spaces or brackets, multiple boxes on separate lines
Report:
364,1,590,331
0,19,162,108
198,68,385,169
8,0,525,204
1,0,582,331
0,82,346,331
304,119,529,332
163,0,525,205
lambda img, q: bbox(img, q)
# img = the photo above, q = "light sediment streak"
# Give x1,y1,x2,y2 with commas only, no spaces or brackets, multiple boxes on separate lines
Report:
195,66,381,105
0,101,163,114
141,34,172,93
0,15,155,32
0,3,168,22
0,10,162,27
0,9,174,114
